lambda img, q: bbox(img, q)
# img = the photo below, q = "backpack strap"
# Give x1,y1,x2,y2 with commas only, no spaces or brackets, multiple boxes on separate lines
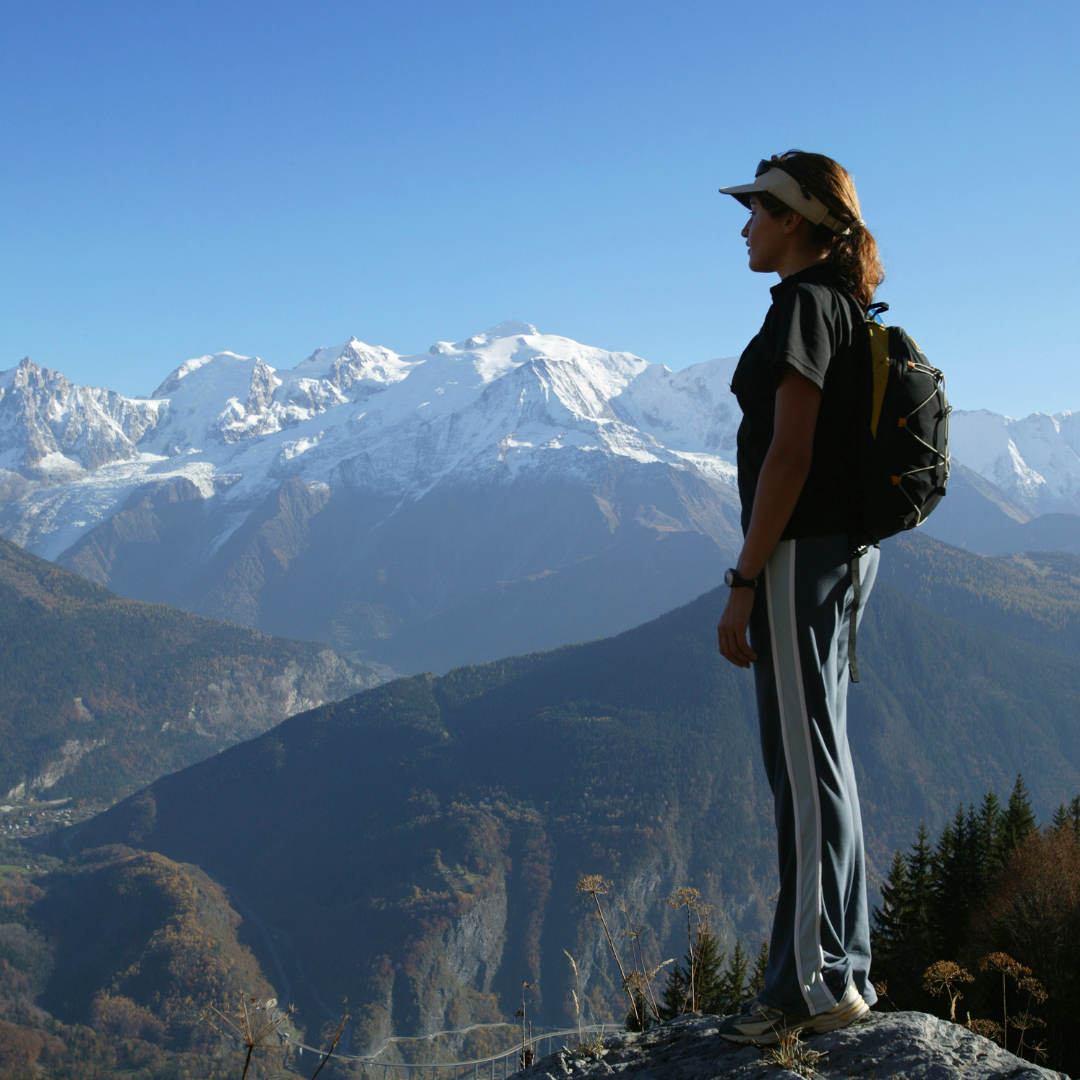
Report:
866,321,891,438
848,546,869,683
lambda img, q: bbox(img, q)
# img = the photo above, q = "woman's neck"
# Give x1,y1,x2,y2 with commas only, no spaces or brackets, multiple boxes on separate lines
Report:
776,249,829,280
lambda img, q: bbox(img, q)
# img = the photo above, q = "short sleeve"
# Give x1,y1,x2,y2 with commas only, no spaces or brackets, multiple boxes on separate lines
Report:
769,284,838,389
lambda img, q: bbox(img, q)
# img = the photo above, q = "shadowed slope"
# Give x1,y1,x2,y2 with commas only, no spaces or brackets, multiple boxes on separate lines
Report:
67,575,1080,1043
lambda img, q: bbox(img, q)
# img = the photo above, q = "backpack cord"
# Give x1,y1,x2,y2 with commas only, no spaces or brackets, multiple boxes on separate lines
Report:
848,547,868,683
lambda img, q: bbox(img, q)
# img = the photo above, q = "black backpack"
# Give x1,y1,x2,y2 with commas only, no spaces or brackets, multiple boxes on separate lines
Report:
846,301,950,681
853,301,951,546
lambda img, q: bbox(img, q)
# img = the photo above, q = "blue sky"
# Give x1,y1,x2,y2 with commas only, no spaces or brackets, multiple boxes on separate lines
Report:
2,1,1077,415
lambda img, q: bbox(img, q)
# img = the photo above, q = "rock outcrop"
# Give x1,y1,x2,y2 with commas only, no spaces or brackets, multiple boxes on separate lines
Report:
515,1012,1065,1080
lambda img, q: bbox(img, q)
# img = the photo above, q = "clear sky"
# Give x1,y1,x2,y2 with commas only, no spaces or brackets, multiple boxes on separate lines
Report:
2,1,1077,416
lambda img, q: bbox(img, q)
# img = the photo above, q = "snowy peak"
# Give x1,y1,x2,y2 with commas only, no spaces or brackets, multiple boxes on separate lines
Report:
152,351,253,399
949,409,1080,513
292,337,415,389
616,356,740,457
454,320,539,349
0,356,163,476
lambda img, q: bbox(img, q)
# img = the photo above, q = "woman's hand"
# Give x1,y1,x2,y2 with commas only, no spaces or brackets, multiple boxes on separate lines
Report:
717,586,758,668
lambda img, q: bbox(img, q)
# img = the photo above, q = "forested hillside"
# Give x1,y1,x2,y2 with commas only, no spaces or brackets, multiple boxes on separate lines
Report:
881,531,1080,654
65,574,1080,1050
0,534,381,804
0,840,279,1078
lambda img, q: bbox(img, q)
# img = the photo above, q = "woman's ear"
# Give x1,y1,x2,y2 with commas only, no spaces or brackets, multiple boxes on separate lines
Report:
781,210,805,235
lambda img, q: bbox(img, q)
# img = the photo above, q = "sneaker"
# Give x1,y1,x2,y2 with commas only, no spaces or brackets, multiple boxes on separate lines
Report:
718,999,810,1047
718,984,869,1047
805,983,870,1034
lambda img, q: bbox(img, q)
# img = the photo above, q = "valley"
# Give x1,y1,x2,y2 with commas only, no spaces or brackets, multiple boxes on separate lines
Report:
53,548,1080,1054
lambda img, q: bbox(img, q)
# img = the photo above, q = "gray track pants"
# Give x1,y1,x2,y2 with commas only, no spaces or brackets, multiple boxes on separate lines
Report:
748,533,879,1016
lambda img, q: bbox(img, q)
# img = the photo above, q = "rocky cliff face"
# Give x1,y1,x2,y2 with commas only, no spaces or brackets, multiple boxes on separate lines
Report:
0,532,384,805
514,1011,1064,1080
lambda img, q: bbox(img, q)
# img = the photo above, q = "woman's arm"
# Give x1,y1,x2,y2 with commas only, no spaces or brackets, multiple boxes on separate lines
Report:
717,366,822,667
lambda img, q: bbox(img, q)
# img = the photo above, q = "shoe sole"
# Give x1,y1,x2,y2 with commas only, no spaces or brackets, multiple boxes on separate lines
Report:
808,993,870,1034
720,1018,808,1047
720,993,868,1047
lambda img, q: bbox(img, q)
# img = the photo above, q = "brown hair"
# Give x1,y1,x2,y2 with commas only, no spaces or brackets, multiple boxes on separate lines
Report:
756,150,884,308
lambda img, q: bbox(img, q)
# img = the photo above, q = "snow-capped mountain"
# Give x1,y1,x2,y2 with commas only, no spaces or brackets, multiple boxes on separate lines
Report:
947,408,1080,515
0,322,743,551
0,357,165,476
0,320,1075,670
0,323,748,670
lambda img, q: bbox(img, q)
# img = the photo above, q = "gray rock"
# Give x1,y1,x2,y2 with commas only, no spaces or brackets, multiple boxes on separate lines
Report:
515,1012,1065,1080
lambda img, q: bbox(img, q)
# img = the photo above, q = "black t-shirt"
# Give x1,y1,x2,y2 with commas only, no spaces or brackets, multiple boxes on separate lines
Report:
730,264,865,539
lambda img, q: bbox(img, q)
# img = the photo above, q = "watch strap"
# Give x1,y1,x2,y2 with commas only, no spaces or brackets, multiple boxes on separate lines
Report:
725,567,758,589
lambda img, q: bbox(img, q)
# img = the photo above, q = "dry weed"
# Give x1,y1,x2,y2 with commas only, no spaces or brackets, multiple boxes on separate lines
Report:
762,1030,825,1078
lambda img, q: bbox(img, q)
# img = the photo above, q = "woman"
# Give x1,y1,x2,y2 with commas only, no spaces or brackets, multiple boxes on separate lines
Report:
714,151,883,1045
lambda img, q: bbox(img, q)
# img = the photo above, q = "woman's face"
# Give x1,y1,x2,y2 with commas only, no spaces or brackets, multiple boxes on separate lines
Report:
740,196,797,274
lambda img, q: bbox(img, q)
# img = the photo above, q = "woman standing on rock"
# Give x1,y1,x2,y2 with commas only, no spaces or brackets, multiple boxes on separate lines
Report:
715,151,882,1045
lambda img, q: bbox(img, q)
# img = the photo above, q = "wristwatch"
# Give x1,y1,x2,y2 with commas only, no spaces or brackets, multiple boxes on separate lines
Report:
725,567,758,589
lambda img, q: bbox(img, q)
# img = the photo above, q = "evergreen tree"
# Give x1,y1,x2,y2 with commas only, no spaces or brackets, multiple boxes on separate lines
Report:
871,849,911,969
999,774,1037,860
693,926,728,1016
930,805,978,958
660,925,726,1019
871,826,934,1006
1052,794,1080,840
960,804,984,895
718,941,749,1015
907,822,935,966
747,941,769,999
659,961,690,1021
975,789,1005,885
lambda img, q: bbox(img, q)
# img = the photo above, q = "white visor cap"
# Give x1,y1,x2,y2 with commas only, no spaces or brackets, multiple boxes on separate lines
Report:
719,165,861,235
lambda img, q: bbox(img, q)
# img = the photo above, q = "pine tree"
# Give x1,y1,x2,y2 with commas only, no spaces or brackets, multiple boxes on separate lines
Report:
718,941,750,1015
975,789,1005,885
747,941,769,999
871,849,911,969
660,925,726,1019
659,960,690,1021
1052,795,1080,840
908,822,935,966
693,926,727,1016
999,774,1037,860
871,826,934,1007
930,806,973,957
960,804,983,897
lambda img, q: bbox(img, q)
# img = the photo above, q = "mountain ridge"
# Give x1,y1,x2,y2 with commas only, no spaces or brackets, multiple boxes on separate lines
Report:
3,322,1079,672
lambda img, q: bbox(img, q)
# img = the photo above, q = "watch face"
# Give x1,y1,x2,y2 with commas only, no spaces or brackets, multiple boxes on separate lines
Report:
724,568,735,587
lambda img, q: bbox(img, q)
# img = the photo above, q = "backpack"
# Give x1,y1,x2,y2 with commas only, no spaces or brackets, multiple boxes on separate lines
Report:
846,301,951,682
853,302,951,546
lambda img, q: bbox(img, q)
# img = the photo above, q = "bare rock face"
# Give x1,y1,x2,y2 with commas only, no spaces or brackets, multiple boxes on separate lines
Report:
515,1012,1064,1080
